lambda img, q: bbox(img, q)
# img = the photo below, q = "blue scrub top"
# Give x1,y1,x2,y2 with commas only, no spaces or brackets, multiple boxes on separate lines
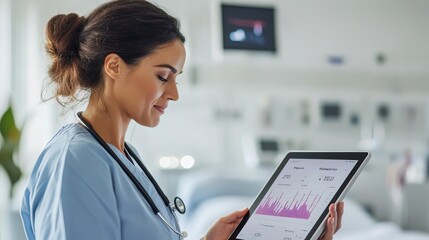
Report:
21,124,180,240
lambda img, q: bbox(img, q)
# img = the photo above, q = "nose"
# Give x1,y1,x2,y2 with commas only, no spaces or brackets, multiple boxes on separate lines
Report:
165,80,179,101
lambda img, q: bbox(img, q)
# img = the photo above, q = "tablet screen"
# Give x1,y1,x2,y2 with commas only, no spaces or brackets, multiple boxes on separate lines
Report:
235,157,360,240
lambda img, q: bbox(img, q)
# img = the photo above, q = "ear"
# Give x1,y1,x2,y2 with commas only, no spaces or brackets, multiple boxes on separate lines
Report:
103,53,125,80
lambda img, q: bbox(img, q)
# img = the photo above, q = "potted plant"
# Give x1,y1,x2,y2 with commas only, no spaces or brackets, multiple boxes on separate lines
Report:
0,104,23,198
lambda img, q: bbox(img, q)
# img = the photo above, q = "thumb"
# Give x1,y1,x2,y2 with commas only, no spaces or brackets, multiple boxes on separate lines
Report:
220,208,248,223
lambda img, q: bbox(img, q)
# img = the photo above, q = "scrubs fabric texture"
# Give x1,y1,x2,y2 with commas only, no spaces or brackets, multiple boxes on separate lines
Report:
21,124,179,240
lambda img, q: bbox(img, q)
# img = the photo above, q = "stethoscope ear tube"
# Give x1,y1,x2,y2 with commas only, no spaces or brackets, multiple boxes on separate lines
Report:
77,112,160,214
124,141,186,215
76,112,186,238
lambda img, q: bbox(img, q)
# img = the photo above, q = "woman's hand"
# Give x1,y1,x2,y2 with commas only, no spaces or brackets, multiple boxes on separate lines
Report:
319,202,344,240
203,208,248,240
202,202,343,240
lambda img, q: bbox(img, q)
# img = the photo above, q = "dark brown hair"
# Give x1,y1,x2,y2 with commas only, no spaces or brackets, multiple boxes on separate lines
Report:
44,0,185,106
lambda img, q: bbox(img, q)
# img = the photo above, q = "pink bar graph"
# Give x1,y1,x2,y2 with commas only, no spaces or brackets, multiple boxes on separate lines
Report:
255,191,323,219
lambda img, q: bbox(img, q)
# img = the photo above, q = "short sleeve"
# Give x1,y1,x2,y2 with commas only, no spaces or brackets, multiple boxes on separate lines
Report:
32,138,121,240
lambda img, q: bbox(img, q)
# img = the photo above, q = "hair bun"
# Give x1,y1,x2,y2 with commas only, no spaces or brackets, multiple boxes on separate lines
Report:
45,13,85,63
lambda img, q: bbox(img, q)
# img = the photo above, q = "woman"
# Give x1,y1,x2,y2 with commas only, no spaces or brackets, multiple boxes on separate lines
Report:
20,0,343,239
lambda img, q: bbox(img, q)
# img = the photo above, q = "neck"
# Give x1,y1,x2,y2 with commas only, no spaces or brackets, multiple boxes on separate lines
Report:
82,104,130,154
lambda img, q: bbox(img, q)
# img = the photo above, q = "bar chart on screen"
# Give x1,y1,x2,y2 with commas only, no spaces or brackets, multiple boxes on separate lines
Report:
255,190,324,219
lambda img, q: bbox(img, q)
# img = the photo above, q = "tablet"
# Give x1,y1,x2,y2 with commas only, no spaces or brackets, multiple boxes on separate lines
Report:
228,151,371,240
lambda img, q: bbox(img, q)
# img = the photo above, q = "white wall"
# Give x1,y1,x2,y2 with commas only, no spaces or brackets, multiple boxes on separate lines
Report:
0,0,11,113
180,0,429,73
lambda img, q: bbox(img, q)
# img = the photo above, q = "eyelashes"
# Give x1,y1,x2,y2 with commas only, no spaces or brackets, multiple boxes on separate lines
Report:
157,75,168,82
157,75,179,85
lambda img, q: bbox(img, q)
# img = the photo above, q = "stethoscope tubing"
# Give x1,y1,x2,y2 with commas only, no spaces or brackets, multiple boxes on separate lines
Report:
77,112,161,214
76,112,186,238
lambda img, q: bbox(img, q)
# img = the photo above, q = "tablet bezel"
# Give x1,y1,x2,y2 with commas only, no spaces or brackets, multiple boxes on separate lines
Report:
228,151,371,240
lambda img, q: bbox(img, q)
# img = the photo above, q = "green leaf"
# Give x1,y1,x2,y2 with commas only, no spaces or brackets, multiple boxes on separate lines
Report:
0,143,22,197
0,105,22,197
0,105,21,148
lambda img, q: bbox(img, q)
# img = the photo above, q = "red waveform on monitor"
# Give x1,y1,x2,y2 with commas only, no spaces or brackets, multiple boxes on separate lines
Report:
255,191,323,219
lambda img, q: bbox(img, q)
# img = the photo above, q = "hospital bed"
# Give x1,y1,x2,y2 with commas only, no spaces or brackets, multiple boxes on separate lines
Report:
177,170,429,240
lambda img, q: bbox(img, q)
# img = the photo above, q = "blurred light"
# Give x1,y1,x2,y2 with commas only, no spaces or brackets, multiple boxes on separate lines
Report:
159,155,195,170
180,155,195,169
159,157,171,169
229,29,246,42
170,156,180,169
254,21,263,36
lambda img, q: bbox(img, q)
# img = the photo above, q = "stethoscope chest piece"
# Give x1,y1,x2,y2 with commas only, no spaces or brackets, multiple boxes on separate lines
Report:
172,197,186,214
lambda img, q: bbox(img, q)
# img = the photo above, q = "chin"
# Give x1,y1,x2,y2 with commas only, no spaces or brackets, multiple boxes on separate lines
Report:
139,119,160,128
135,114,161,127
148,121,160,128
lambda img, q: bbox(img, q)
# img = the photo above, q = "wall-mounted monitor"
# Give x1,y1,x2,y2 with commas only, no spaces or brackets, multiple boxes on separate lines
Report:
221,4,276,52
321,102,342,120
259,139,279,152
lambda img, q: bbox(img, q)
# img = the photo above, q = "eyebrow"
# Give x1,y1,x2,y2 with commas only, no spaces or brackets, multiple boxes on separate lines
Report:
154,64,183,74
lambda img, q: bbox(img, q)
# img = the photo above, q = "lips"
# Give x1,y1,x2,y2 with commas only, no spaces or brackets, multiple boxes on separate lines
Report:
154,105,166,114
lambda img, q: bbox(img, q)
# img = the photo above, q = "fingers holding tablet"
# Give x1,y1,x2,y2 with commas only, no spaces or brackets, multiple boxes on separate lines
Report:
320,202,344,240
205,208,249,240
335,202,344,233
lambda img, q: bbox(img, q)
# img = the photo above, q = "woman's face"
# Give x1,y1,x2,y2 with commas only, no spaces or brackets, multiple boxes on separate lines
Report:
114,39,186,127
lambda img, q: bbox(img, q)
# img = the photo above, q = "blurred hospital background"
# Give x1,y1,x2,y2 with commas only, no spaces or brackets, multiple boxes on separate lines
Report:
1,0,429,239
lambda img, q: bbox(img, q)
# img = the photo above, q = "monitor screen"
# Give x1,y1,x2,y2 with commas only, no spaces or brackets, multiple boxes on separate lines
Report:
221,4,276,52
260,139,279,152
321,103,342,120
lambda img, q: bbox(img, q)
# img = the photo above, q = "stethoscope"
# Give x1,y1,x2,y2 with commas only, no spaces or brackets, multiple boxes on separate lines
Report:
77,112,188,239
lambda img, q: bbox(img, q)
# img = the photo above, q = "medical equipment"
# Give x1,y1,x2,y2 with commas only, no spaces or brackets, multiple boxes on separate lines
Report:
77,112,188,239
